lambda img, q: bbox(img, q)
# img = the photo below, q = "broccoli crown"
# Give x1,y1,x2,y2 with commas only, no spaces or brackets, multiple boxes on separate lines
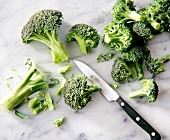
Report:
63,74,100,110
21,9,69,63
129,78,158,102
154,0,170,11
67,23,100,54
97,53,114,62
111,0,144,22
132,22,154,42
145,54,170,74
22,9,63,43
111,57,136,82
103,21,133,53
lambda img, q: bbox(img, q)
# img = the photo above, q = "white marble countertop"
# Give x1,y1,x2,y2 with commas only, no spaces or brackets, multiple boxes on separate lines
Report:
0,0,170,139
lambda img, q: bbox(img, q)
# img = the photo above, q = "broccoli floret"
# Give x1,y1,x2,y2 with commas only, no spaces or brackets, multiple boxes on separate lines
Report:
132,22,154,42
63,74,100,110
103,21,133,53
154,0,170,11
129,78,159,102
21,9,69,63
145,54,170,75
67,24,100,54
0,59,49,111
138,5,161,31
111,57,136,82
111,0,144,22
97,53,114,62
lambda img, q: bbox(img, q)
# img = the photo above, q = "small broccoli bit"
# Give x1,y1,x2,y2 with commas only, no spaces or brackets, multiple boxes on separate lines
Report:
110,83,119,89
111,0,144,22
0,60,49,111
54,117,64,127
49,79,59,88
21,9,69,63
14,110,29,119
145,54,170,75
103,21,133,53
45,93,55,110
55,79,66,103
97,53,114,62
28,97,48,115
63,74,100,110
57,65,72,74
132,22,154,42
111,57,136,82
129,78,159,102
67,23,100,54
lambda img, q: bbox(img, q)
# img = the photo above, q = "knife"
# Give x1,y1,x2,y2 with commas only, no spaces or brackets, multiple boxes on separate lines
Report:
74,60,161,140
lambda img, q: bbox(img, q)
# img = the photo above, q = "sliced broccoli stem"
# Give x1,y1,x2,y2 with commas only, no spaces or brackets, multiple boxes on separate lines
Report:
159,54,170,63
150,20,160,30
135,61,143,80
73,35,88,54
87,85,100,93
45,30,69,63
129,89,148,98
121,10,144,22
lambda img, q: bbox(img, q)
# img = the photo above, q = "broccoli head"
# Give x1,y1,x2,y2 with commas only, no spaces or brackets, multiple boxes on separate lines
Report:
132,22,154,42
103,21,133,53
66,24,100,54
154,0,170,11
111,0,144,22
129,78,159,102
145,54,170,75
111,56,136,82
63,74,100,110
21,9,69,63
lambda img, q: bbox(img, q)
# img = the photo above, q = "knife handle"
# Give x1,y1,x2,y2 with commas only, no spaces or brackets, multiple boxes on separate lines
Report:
116,97,161,140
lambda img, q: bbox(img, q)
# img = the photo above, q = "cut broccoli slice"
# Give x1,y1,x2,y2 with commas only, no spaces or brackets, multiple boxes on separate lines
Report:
54,117,64,127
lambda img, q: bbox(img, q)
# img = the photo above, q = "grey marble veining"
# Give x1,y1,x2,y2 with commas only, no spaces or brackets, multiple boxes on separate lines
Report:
0,0,170,140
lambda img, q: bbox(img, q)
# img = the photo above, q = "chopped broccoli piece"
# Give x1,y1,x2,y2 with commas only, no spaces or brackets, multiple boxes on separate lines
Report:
21,9,69,63
67,23,100,54
111,0,144,22
45,93,55,110
14,110,29,119
145,54,170,75
110,83,119,89
0,60,48,111
154,0,170,12
111,57,136,82
63,74,100,110
38,92,45,97
97,53,114,62
132,22,154,42
57,65,72,74
48,79,59,88
129,78,159,102
54,117,64,127
55,79,66,103
103,21,133,53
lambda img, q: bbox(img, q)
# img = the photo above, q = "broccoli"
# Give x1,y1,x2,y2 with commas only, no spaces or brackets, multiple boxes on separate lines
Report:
111,57,136,82
67,24,100,54
0,60,49,111
137,5,161,31
129,78,159,102
97,53,114,62
145,54,170,75
55,79,66,103
21,9,69,63
57,65,72,74
44,93,55,110
63,74,100,110
154,0,170,11
111,0,144,22
103,21,133,53
54,117,64,127
14,110,29,119
132,22,154,42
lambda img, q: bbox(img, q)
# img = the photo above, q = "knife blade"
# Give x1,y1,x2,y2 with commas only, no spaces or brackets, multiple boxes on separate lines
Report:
74,60,161,140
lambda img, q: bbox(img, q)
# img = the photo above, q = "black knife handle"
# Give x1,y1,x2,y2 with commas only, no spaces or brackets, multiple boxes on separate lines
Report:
116,97,161,140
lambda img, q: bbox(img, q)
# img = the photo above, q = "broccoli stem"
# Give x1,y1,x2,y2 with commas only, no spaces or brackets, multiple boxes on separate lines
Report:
150,20,160,30
135,61,143,80
87,85,100,93
123,63,136,79
129,89,147,98
159,54,170,63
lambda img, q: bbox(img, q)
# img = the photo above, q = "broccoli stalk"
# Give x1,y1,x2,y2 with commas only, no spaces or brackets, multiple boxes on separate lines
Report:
21,9,69,63
0,60,48,111
134,61,143,80
129,78,158,102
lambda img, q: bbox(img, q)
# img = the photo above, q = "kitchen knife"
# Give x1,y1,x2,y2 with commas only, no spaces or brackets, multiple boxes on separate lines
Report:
74,60,161,140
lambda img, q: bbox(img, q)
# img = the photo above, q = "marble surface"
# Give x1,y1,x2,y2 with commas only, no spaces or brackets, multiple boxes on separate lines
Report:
0,0,170,139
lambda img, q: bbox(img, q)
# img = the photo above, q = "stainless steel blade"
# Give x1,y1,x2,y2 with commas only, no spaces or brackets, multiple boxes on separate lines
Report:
74,60,119,101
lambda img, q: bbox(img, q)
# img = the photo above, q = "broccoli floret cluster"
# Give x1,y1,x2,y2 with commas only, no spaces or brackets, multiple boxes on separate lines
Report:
21,9,69,63
67,23,100,54
63,74,100,110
